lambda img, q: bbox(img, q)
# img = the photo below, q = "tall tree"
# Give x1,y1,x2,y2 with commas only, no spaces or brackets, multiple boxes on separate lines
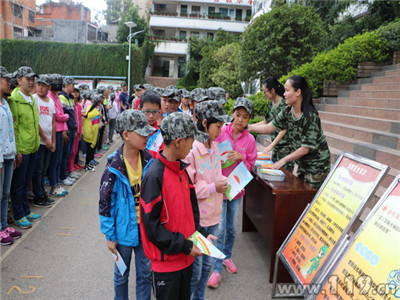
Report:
116,6,148,45
239,2,326,81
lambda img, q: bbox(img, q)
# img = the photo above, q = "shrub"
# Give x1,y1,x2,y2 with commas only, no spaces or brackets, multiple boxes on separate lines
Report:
248,91,270,118
280,31,389,96
376,19,400,51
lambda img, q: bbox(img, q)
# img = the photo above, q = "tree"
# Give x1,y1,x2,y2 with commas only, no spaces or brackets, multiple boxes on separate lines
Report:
210,42,243,98
239,3,326,81
104,0,133,24
116,6,148,45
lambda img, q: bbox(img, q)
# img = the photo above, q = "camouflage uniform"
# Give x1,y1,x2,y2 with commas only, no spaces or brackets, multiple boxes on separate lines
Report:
271,106,331,188
265,98,294,172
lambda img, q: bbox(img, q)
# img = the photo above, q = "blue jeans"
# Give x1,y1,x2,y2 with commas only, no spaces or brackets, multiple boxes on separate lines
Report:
114,236,152,300
10,152,38,220
32,145,52,199
191,224,220,300
60,131,75,180
49,132,63,187
1,159,15,229
212,197,242,273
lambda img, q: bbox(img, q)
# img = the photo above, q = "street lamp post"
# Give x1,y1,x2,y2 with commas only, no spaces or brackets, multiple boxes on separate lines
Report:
125,21,136,96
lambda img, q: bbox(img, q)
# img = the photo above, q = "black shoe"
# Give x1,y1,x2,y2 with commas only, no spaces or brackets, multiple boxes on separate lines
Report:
33,196,52,208
44,194,55,203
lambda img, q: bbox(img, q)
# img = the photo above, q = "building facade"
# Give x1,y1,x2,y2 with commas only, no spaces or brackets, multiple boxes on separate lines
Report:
0,0,37,39
147,0,252,81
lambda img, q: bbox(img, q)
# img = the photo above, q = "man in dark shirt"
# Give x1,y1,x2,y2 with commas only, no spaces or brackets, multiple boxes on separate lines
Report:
119,82,129,112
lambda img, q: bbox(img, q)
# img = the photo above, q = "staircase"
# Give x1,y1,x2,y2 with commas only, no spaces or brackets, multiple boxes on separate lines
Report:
316,63,400,200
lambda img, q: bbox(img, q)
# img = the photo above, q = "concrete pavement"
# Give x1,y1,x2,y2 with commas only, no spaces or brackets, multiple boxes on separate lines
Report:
1,140,292,300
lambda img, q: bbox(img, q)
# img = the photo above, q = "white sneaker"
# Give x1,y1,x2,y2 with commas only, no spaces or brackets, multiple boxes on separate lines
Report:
69,172,80,179
67,176,76,182
61,178,74,186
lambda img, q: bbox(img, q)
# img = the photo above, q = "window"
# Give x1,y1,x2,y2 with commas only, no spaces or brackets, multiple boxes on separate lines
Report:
181,5,187,14
235,9,242,20
13,27,23,38
208,7,215,15
12,3,23,18
153,29,166,38
246,9,252,17
29,11,35,23
207,32,214,40
219,8,228,17
179,31,187,39
191,6,200,14
155,4,166,11
178,57,186,78
190,31,200,38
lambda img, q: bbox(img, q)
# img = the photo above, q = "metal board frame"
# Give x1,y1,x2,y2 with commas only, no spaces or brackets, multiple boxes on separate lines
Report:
272,152,388,298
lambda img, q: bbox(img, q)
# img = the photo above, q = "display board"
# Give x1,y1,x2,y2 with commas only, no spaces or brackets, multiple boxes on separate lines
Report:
277,152,388,288
308,176,400,300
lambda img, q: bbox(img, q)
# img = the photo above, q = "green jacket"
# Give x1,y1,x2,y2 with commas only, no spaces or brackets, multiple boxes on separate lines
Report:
8,88,40,155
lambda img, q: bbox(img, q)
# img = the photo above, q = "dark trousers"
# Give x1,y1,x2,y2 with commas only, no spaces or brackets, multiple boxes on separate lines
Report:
32,145,52,199
10,152,38,220
60,131,75,180
108,119,116,143
85,142,95,166
97,126,105,151
49,132,63,187
153,265,193,300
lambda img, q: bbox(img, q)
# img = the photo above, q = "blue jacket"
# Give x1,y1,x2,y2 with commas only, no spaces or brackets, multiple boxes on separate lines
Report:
99,145,153,246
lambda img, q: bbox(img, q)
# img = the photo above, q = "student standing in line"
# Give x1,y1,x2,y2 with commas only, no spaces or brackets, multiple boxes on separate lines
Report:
248,75,331,188
0,66,22,245
99,109,155,300
8,66,42,229
32,75,56,208
208,97,257,288
185,101,232,300
140,112,215,300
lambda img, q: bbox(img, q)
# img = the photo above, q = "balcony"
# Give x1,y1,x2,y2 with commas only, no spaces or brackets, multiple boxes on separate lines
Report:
147,37,189,55
149,13,250,33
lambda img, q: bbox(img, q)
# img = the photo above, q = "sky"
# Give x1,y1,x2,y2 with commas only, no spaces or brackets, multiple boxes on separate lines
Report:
36,0,108,24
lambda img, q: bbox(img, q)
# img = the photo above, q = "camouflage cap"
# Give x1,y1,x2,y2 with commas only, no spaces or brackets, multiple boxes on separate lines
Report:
48,74,64,89
169,89,181,102
79,83,89,90
234,97,254,115
166,85,177,90
36,74,51,86
134,84,144,91
92,93,103,103
110,93,116,100
107,85,114,90
195,100,233,123
207,87,226,101
180,89,190,98
116,109,156,136
0,66,13,79
161,88,174,97
16,66,38,78
97,85,107,94
161,112,209,143
63,76,78,86
143,84,153,91
153,87,164,96
121,82,127,87
190,88,209,102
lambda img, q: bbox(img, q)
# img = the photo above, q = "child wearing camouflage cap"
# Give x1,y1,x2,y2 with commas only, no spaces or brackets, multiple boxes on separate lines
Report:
208,97,257,288
139,112,215,300
184,101,232,300
99,109,155,300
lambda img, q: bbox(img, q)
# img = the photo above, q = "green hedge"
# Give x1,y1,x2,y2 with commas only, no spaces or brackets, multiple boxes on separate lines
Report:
279,31,389,97
376,19,400,51
0,39,155,89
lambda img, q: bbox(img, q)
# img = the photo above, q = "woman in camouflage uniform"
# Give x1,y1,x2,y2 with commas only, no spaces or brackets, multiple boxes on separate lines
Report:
249,75,331,188
259,77,294,172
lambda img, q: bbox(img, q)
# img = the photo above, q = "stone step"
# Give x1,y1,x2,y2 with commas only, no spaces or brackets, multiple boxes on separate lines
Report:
384,69,400,77
371,75,400,84
334,97,400,109
325,132,400,168
322,121,400,150
316,103,400,120
319,111,400,134
382,64,400,71
339,90,400,99
360,83,400,91
328,147,398,189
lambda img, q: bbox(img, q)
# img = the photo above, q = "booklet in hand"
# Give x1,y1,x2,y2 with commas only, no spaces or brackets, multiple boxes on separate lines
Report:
189,231,226,259
225,161,253,200
218,139,236,169
112,250,127,276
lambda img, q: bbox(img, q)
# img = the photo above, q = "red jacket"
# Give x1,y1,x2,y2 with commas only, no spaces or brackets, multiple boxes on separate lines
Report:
140,151,209,272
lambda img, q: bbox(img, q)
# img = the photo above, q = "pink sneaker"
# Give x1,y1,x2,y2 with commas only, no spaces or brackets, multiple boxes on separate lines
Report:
95,153,103,158
207,272,221,289
223,258,238,273
0,230,14,246
4,227,22,239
